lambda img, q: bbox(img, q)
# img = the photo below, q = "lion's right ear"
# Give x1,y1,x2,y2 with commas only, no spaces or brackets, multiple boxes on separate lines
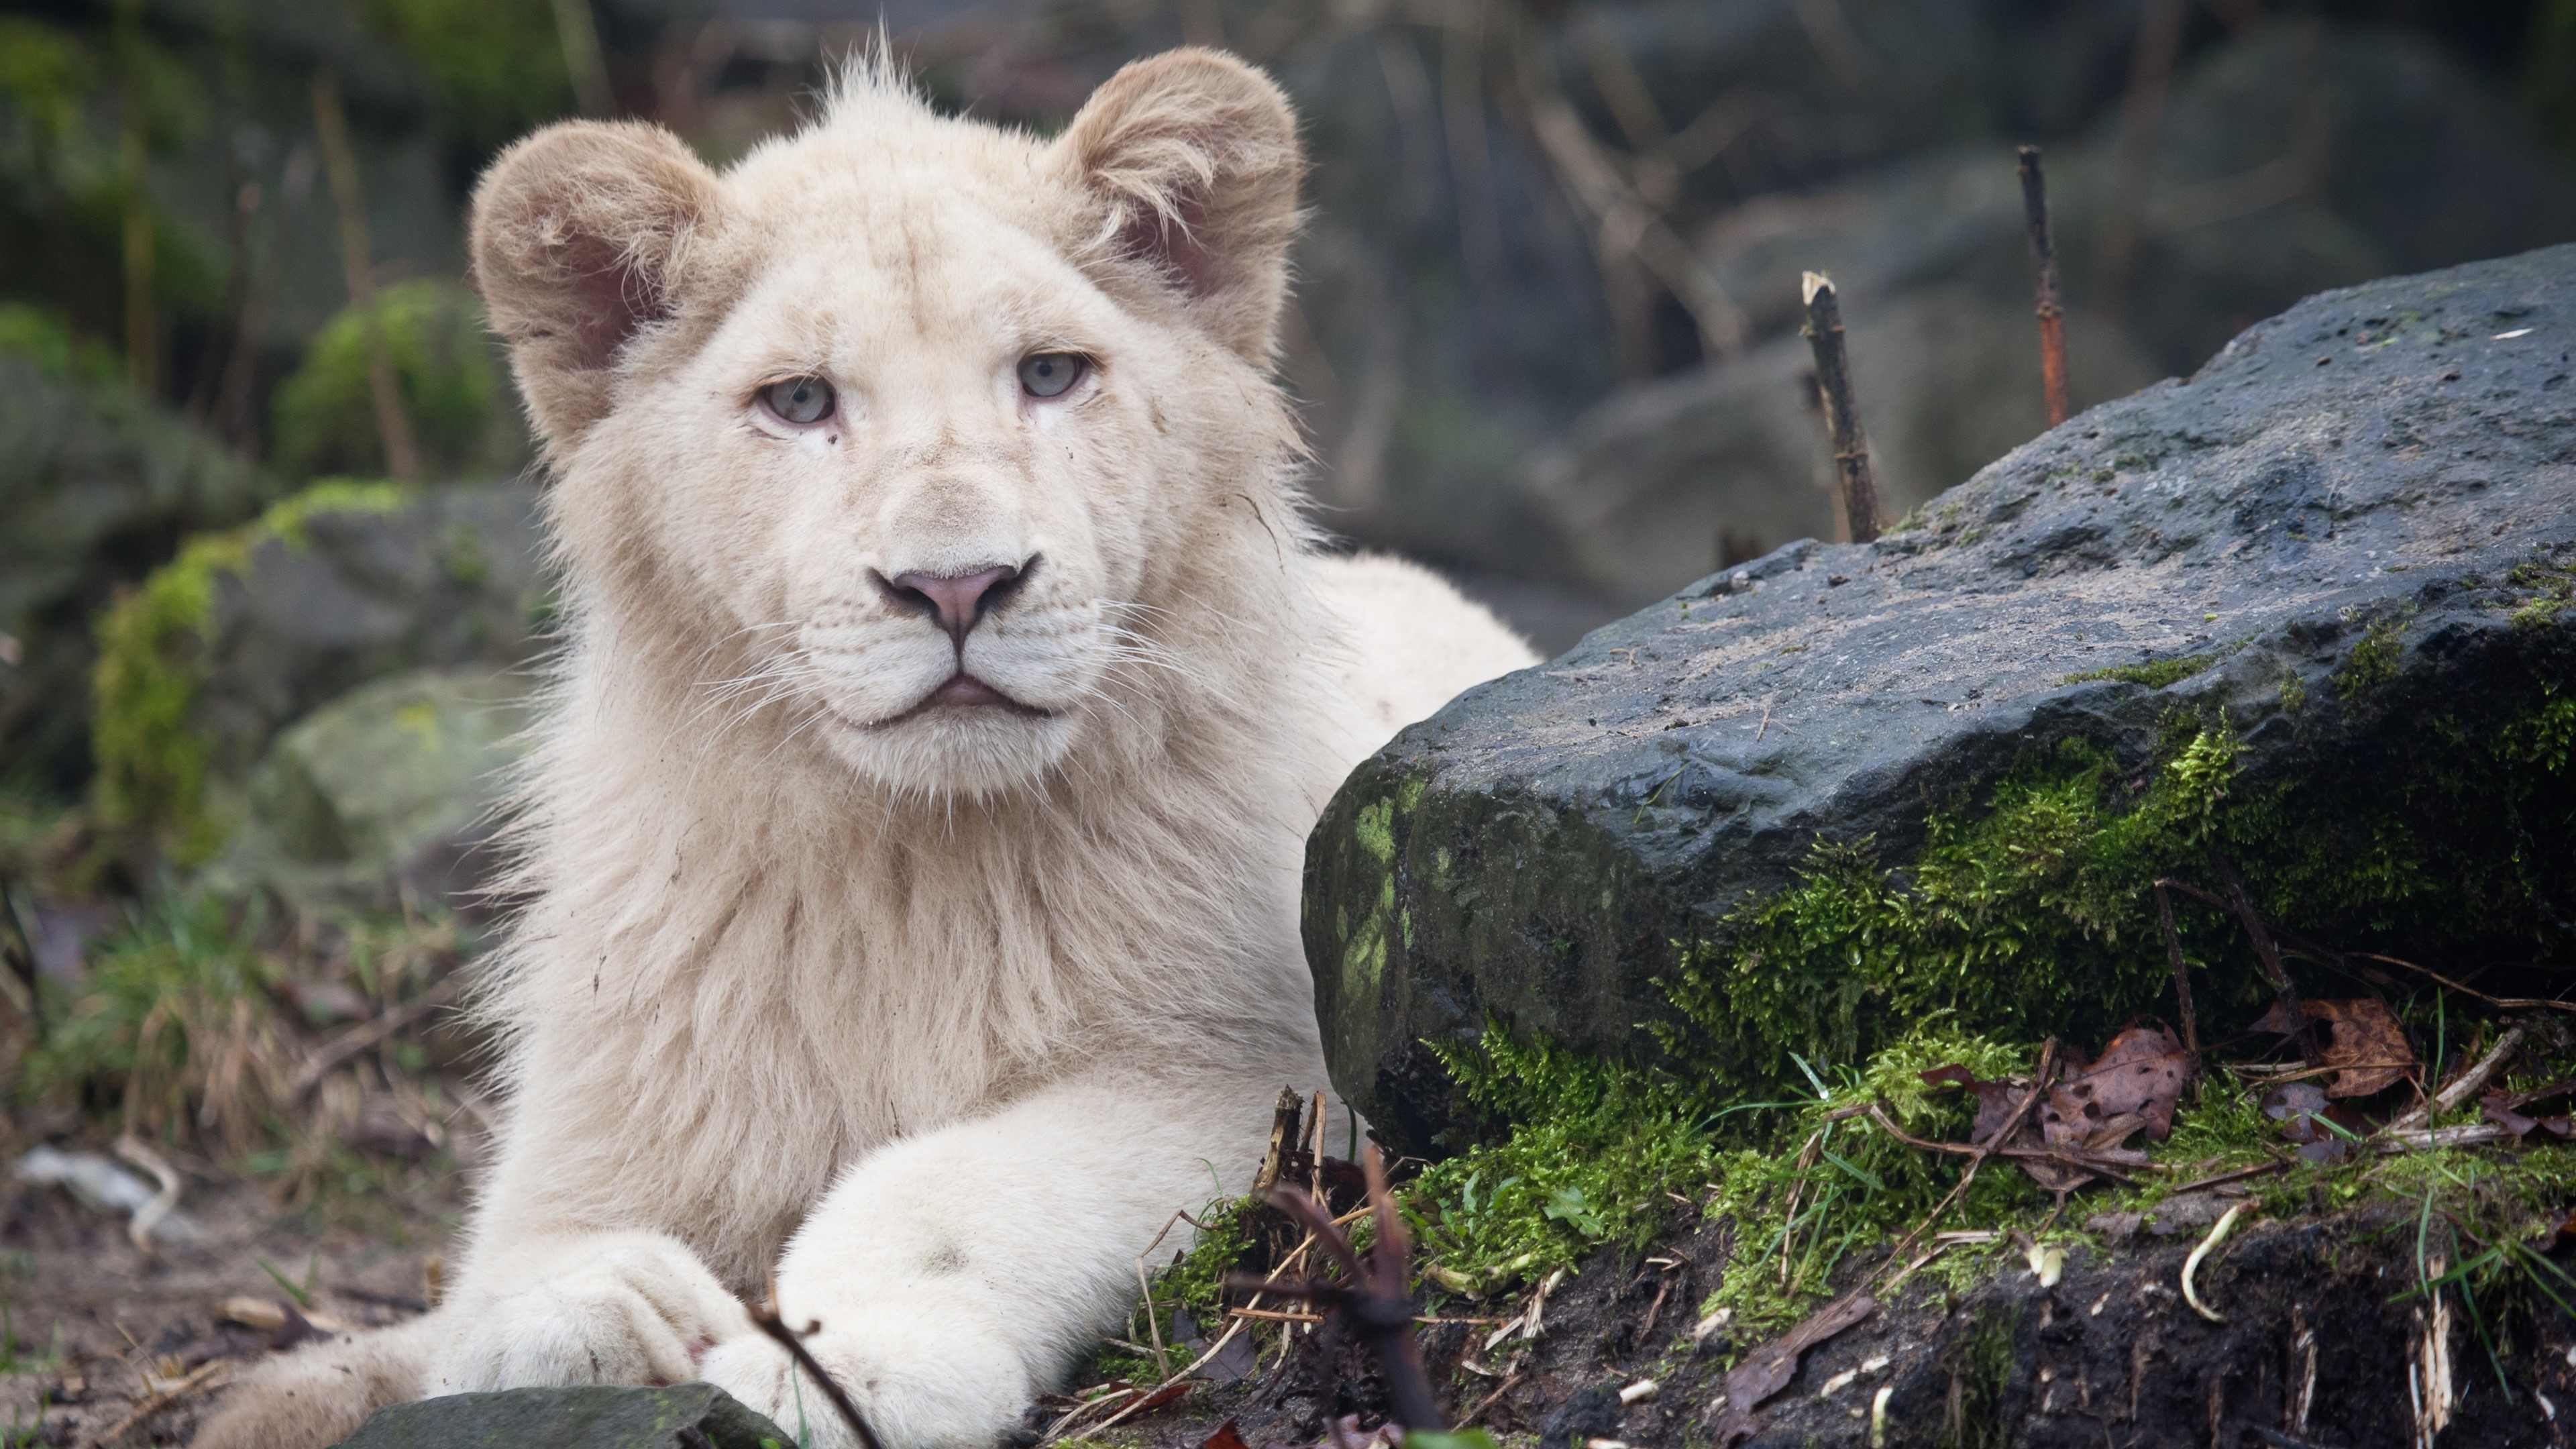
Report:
471,121,724,445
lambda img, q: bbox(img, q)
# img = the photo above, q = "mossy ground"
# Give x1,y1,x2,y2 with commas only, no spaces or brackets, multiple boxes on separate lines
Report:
1143,682,2576,1382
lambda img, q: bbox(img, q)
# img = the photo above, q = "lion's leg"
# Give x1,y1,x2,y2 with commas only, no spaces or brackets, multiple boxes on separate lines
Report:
194,1313,443,1449
698,1070,1296,1449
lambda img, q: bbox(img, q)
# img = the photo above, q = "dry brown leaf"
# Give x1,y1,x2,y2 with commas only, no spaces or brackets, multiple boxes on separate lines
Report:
2043,1022,2190,1146
1721,1290,1874,1413
2250,998,2416,1097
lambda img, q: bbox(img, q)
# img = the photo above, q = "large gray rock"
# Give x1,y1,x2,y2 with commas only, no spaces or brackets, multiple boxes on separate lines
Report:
337,1384,791,1449
1307,244,2576,1152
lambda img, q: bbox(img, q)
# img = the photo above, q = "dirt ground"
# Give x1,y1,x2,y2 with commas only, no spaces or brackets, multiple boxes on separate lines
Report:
1089,1201,2576,1449
0,1152,456,1448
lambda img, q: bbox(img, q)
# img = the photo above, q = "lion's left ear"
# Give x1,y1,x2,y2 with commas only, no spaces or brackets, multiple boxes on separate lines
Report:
1053,48,1304,362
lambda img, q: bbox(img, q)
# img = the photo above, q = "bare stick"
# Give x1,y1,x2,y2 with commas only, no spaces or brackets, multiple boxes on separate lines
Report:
2387,1026,2528,1133
2016,146,2072,429
2210,854,2324,1063
2153,882,2198,1057
311,66,421,482
747,1288,888,1449
291,975,460,1100
2355,953,2576,1016
1799,272,1883,543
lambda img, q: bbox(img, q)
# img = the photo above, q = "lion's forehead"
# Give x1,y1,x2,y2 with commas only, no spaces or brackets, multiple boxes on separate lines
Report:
704,172,1107,368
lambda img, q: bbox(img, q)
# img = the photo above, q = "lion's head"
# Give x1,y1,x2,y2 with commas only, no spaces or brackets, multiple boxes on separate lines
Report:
471,52,1307,799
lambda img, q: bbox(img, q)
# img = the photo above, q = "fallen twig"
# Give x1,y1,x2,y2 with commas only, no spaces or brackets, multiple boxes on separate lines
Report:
2357,953,2576,1016
72,1358,230,1449
1872,1040,2060,1279
2153,881,2200,1055
290,975,461,1101
2165,1160,2289,1195
2387,1025,2526,1133
746,1285,888,1449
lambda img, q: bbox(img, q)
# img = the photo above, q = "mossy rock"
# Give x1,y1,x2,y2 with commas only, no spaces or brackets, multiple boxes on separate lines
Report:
0,341,274,795
1307,241,2576,1152
90,478,545,864
204,665,533,913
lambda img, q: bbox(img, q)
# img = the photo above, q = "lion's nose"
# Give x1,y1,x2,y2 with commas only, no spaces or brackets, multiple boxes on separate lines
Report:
881,561,1031,647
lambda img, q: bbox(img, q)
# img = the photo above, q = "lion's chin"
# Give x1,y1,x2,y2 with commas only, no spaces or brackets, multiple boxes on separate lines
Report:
817,700,1075,800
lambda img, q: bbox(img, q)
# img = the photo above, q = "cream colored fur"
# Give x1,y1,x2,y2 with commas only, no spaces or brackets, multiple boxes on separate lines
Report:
196,48,1532,1449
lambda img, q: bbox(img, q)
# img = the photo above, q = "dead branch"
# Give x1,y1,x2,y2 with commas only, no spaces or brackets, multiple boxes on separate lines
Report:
1245,1146,1445,1432
1506,16,1748,360
2096,0,2190,319
2387,1026,2528,1133
2015,146,2072,429
747,1287,888,1449
111,1134,182,1256
309,66,421,482
290,975,461,1102
1799,272,1884,543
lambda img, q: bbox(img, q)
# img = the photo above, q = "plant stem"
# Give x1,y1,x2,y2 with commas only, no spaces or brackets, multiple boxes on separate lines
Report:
311,66,421,483
1799,272,1882,544
2016,145,2071,429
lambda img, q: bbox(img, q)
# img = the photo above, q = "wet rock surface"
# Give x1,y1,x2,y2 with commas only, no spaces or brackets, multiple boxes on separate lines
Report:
1307,243,2576,1152
337,1384,790,1449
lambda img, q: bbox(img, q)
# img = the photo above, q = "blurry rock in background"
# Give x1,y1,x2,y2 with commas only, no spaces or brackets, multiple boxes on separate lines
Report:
0,335,276,799
87,480,546,890
2,0,2572,889
205,665,533,916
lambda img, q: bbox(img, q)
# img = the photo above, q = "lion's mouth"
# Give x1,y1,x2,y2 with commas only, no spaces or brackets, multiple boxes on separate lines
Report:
870,671,1053,727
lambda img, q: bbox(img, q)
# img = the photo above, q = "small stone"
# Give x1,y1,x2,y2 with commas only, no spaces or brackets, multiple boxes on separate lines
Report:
337,1384,791,1449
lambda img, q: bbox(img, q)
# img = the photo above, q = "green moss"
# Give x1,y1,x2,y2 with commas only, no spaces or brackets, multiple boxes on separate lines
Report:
2504,549,2576,629
270,280,511,483
2060,653,2214,688
1654,728,2239,1099
1407,1027,1710,1294
2332,614,2406,701
1373,684,2576,1338
90,482,406,859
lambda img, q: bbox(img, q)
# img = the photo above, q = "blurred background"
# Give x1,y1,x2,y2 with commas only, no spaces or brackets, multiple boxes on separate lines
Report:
2,0,2575,1257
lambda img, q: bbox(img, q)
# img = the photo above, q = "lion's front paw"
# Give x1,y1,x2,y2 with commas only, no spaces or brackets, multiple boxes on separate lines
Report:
427,1236,749,1393
699,1309,1028,1449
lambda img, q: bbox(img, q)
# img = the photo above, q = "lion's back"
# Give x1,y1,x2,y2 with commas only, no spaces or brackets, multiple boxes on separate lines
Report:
1311,553,1538,772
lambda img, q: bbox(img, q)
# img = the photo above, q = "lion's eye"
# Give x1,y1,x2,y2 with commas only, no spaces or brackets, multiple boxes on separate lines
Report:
761,376,835,425
1017,352,1086,399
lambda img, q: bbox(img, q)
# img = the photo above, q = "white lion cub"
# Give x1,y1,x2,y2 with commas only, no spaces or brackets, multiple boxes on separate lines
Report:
198,46,1533,1449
